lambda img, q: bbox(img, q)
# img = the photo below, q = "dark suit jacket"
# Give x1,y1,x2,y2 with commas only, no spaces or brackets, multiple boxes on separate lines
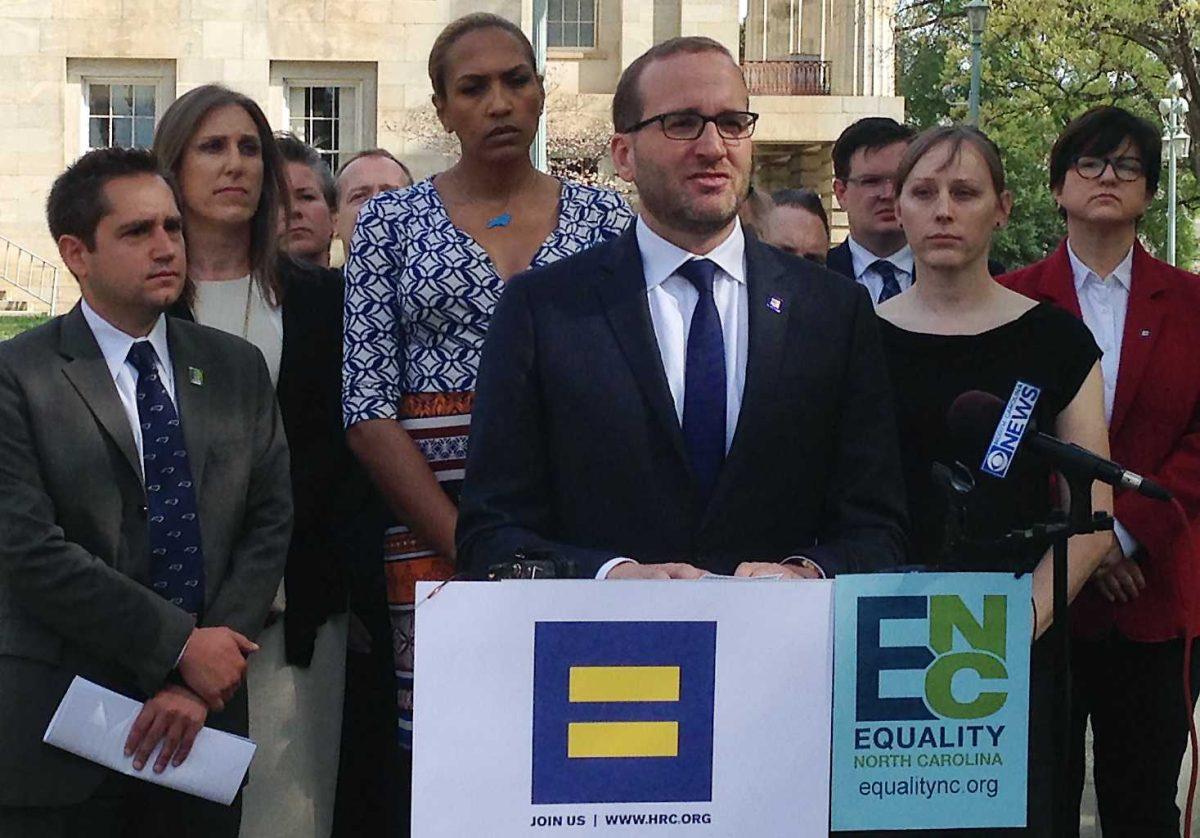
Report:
457,228,908,578
172,257,370,666
826,239,1006,289
0,305,292,806
1001,241,1200,641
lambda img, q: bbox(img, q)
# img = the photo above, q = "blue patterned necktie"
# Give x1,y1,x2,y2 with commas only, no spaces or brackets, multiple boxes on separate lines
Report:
871,259,902,303
127,341,205,616
677,258,727,503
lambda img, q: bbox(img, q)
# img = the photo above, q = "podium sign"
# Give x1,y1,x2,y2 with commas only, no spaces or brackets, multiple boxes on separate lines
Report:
830,573,1032,831
412,580,834,837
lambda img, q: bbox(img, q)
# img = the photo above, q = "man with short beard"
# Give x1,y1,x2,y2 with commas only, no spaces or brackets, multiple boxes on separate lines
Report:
457,37,907,580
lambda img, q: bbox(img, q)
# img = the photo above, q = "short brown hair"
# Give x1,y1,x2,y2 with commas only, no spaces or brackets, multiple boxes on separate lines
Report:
832,117,914,181
894,125,1006,198
334,148,414,203
612,37,742,133
47,147,176,250
275,132,336,210
152,84,288,306
428,13,537,101
772,188,830,235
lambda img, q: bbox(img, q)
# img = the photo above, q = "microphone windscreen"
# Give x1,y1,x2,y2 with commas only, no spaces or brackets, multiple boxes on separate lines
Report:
945,390,1006,467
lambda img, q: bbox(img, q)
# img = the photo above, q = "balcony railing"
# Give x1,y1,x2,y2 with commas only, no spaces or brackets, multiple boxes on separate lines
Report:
741,60,831,96
0,234,60,316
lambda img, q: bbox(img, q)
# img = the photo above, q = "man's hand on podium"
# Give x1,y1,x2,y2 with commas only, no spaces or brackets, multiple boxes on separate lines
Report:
735,561,822,580
606,561,706,580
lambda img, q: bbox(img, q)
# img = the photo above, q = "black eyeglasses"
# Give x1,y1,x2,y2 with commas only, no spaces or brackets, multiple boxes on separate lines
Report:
622,110,759,141
1073,155,1145,182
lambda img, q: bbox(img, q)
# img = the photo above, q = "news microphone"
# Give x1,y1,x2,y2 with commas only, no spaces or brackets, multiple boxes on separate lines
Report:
947,389,1173,502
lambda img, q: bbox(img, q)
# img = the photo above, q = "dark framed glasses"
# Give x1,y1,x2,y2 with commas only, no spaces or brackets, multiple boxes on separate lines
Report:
1073,155,1145,182
622,110,759,141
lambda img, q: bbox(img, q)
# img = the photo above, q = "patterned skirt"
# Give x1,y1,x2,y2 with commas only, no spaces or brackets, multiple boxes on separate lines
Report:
385,391,471,749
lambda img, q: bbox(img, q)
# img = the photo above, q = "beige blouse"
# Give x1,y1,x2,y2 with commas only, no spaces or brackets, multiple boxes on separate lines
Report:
191,275,283,386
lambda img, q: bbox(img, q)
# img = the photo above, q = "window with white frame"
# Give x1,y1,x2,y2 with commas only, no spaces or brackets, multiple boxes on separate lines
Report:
67,59,176,157
548,0,597,48
87,83,157,150
287,85,360,171
272,63,377,172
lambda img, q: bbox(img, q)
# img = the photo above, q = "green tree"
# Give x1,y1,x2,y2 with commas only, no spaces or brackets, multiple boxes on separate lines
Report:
895,0,1200,269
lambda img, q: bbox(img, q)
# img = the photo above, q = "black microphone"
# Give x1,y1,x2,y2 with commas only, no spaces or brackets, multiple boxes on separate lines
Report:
947,390,1173,502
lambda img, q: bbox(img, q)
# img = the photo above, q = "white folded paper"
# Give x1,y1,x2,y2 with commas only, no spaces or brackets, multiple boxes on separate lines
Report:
43,676,255,805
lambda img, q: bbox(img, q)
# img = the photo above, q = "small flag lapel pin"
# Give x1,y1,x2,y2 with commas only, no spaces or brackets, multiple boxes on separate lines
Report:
768,296,784,314
188,367,205,386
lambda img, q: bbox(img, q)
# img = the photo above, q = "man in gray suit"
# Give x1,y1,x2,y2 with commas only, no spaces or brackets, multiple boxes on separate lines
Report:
0,148,291,836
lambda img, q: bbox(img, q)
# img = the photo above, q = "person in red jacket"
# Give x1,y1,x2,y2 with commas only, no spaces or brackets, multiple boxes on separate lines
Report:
1002,105,1200,838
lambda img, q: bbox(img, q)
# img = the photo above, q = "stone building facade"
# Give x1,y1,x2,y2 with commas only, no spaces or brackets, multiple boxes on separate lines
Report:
0,0,901,312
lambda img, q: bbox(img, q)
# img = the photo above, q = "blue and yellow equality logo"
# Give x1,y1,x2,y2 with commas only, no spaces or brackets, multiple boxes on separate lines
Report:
531,621,716,805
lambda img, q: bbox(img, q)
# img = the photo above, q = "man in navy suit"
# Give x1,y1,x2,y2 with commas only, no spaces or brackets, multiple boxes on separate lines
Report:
825,118,916,305
826,117,1004,300
457,37,907,581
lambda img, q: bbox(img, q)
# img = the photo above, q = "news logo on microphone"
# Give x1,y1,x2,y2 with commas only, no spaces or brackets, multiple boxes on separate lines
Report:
531,620,717,805
979,381,1041,479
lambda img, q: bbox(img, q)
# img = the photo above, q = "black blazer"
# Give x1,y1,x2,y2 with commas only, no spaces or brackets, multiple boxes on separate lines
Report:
826,239,1007,288
457,228,908,578
173,257,366,665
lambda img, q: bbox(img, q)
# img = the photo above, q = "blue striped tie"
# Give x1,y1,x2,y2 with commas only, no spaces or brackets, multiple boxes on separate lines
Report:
677,258,726,503
127,341,206,615
872,259,902,303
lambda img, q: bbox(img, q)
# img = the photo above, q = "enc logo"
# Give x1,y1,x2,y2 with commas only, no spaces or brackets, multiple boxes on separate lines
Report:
531,621,716,805
857,595,1009,722
980,381,1041,479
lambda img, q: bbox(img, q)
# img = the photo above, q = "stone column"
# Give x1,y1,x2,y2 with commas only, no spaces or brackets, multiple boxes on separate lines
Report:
679,0,738,57
619,0,655,70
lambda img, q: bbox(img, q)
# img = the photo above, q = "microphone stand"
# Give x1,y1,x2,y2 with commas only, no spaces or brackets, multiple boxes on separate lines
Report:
974,471,1113,837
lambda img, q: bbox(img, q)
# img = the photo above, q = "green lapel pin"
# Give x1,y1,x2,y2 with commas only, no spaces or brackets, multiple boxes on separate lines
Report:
188,367,204,386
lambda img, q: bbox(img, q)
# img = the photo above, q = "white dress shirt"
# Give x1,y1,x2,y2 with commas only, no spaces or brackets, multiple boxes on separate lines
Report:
847,236,915,306
638,216,749,449
597,218,750,579
81,301,192,666
80,299,176,475
1066,241,1138,558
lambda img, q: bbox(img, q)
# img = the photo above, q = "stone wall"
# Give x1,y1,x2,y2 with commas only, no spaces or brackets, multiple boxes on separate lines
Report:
0,0,901,311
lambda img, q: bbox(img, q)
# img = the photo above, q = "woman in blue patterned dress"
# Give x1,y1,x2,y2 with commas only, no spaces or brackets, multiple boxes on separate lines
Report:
341,12,633,757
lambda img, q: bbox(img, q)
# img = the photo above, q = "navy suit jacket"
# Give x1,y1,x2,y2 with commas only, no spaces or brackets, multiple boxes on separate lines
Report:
457,227,908,578
826,239,1006,290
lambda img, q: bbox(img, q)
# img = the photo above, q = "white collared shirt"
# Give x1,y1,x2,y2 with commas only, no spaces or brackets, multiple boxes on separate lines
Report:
1066,241,1139,558
1067,242,1132,424
847,236,914,306
636,216,749,451
80,299,176,476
